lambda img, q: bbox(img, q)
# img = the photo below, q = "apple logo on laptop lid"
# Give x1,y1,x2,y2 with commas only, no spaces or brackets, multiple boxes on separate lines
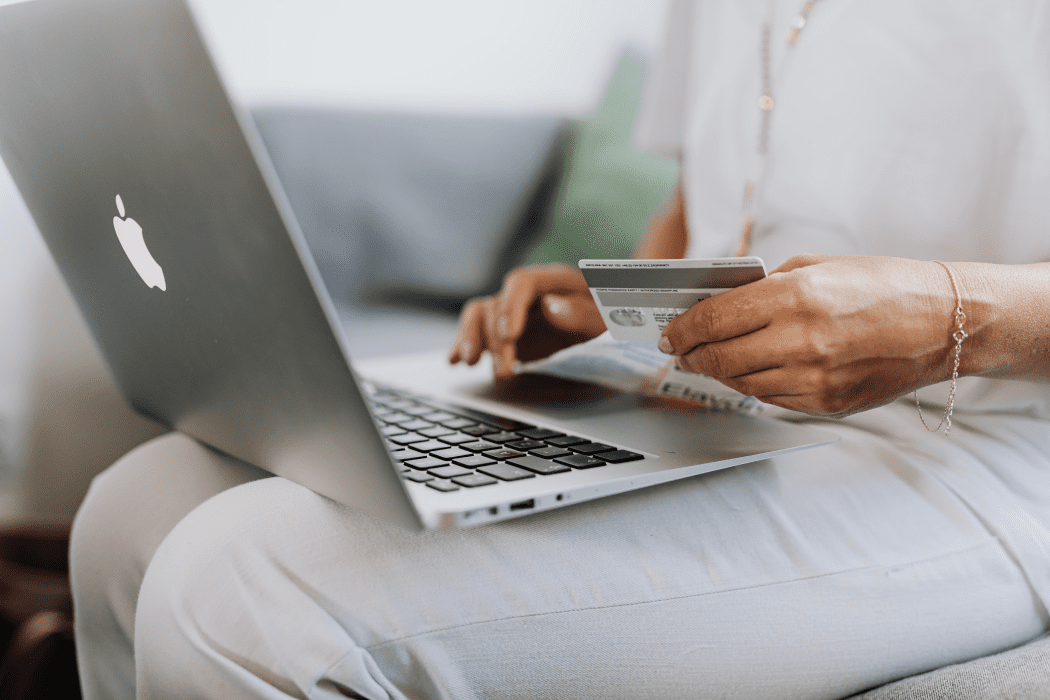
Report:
113,194,166,291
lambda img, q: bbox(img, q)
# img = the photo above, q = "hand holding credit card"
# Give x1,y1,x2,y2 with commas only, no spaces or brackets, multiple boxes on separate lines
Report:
579,258,767,342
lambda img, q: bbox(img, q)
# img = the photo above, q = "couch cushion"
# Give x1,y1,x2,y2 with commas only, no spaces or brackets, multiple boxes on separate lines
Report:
252,108,567,309
847,633,1050,699
524,52,679,266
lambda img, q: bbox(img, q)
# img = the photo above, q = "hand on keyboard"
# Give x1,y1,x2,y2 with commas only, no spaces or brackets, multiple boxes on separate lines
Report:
448,263,605,379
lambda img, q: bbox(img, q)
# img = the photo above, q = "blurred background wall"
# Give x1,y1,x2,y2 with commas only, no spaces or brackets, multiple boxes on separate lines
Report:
192,0,669,114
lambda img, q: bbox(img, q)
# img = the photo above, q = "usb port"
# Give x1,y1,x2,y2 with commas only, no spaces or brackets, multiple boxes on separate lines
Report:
509,499,535,511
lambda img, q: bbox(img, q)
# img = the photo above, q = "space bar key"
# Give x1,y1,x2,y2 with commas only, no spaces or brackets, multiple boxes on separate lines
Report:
477,463,535,481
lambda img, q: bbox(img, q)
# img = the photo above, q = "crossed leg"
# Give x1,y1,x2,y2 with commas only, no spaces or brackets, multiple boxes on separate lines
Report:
75,405,1048,699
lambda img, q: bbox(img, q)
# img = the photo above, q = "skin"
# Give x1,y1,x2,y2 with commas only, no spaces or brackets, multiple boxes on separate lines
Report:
447,186,688,377
450,185,1050,417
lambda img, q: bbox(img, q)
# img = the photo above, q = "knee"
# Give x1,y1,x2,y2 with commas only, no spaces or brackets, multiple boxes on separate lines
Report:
134,478,370,697
70,433,187,638
70,433,268,657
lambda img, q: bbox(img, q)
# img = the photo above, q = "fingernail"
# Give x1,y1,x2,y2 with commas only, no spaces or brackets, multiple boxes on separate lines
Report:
658,336,673,354
546,296,565,315
497,316,510,338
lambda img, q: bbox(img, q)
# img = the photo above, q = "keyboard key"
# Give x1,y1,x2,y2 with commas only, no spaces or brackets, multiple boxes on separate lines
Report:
390,448,426,462
452,455,496,468
372,406,396,417
437,433,476,445
441,418,476,429
404,472,434,483
421,411,456,422
429,465,474,479
389,433,428,445
452,473,498,488
462,425,497,437
554,454,606,469
422,400,533,431
516,428,564,440
507,439,545,451
405,457,449,471
380,425,407,436
400,419,434,431
484,431,521,444
570,442,616,455
403,405,437,416
484,448,524,460
529,446,571,459
600,450,645,464
507,456,571,475
426,480,460,492
460,440,499,453
477,463,536,482
545,435,589,447
419,425,455,438
384,400,415,410
408,440,451,453
432,447,471,461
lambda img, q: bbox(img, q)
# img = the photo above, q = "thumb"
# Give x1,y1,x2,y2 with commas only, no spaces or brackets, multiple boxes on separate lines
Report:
540,293,606,336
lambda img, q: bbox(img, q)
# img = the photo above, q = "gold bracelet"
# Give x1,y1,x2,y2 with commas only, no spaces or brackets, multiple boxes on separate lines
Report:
915,261,968,435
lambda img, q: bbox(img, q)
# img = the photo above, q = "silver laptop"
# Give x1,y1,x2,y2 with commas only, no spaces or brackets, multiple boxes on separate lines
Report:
0,0,836,530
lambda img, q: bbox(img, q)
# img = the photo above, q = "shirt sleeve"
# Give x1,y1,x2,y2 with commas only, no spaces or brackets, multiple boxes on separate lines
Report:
634,0,693,157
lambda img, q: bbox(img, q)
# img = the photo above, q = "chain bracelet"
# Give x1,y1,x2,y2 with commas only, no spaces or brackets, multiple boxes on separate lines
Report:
915,261,968,435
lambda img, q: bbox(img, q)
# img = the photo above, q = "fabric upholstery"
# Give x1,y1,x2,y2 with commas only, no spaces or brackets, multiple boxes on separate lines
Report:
849,633,1050,699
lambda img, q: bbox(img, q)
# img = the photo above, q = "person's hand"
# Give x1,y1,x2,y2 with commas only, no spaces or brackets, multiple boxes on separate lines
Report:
658,255,962,417
449,263,606,379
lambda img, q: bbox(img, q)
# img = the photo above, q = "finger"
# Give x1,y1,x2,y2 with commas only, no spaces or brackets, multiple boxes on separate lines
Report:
540,292,606,337
714,367,808,400
496,264,588,344
674,326,786,378
660,279,780,356
717,367,853,417
450,298,491,365
481,300,517,378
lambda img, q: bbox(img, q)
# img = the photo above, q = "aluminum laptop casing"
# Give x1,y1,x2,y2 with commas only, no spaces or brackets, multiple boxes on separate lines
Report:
0,0,837,531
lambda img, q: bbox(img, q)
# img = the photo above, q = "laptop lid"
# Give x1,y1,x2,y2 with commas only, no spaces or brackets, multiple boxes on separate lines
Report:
0,0,424,530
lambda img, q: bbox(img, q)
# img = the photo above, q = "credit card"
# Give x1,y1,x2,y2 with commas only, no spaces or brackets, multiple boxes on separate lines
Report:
579,257,767,342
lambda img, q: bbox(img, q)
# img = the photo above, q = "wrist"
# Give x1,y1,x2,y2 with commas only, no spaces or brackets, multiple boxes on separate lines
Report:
946,261,1048,380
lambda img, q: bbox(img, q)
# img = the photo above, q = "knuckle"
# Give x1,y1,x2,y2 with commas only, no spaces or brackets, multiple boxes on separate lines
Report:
460,298,486,322
501,268,530,293
699,345,730,377
784,253,824,269
801,331,832,365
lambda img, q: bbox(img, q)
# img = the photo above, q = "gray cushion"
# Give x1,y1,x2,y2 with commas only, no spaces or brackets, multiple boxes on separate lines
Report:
848,633,1050,699
252,108,568,308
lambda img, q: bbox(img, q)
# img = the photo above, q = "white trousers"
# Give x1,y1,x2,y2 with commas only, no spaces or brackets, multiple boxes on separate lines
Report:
70,401,1050,700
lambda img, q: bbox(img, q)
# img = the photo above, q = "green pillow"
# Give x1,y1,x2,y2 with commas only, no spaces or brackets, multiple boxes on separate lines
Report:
525,52,679,265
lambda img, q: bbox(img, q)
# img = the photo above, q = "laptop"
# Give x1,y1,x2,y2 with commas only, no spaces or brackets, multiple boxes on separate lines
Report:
0,0,837,530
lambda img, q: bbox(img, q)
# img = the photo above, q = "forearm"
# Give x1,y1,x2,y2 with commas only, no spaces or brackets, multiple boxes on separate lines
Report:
953,262,1050,382
633,184,688,260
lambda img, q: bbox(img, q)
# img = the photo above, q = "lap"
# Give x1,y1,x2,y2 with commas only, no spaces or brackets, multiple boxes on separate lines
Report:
131,403,1050,700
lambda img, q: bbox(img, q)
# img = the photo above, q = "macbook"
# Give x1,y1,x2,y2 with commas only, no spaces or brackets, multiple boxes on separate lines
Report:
0,0,837,530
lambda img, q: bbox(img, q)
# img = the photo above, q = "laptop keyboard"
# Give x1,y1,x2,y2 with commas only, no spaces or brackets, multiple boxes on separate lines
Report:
364,385,644,493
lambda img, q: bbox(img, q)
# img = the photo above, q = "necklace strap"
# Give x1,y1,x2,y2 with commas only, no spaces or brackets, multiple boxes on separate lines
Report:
737,0,824,258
